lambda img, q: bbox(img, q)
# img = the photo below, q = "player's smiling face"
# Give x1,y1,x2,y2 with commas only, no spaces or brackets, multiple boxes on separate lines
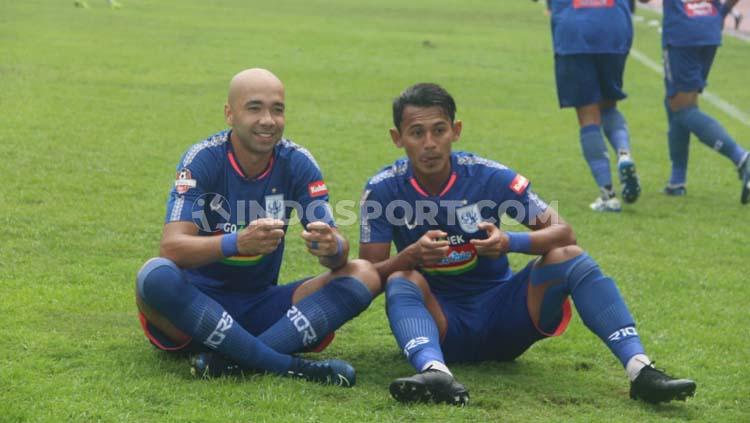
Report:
225,80,285,156
391,105,462,181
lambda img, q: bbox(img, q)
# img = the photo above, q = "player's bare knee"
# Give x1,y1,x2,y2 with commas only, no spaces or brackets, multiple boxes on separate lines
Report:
344,259,381,295
539,245,585,267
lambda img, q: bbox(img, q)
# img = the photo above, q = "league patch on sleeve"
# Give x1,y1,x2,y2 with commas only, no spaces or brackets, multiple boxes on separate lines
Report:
175,168,197,194
509,174,529,195
308,180,328,197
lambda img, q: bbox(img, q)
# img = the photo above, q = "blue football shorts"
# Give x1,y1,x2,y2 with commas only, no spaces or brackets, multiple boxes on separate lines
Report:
554,53,628,108
436,261,571,363
663,45,717,98
139,277,308,353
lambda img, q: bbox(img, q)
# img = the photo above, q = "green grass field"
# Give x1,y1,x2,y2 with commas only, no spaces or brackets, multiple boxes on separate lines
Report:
2,1,749,421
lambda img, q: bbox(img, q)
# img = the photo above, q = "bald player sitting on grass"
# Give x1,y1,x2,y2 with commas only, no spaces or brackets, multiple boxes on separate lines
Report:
135,68,379,387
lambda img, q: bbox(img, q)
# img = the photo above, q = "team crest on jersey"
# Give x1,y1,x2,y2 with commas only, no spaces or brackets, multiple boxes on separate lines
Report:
456,203,481,233
265,194,285,220
175,168,196,194
509,174,529,195
308,180,328,198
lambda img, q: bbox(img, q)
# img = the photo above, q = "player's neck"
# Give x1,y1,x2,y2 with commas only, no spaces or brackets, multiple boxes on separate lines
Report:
231,139,273,179
413,166,452,196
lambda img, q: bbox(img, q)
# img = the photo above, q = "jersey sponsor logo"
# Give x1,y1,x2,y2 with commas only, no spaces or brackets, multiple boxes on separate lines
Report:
456,203,481,233
287,306,319,347
308,180,328,197
422,243,479,276
683,0,717,17
175,168,197,194
573,0,614,8
264,194,285,220
204,312,233,348
403,336,430,357
509,174,529,195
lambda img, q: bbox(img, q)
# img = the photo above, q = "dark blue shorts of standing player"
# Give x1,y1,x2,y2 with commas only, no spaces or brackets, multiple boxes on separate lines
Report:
139,276,323,353
663,45,717,98
436,261,572,363
554,53,629,108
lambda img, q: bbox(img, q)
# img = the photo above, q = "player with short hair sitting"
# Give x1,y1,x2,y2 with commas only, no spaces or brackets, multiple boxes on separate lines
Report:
359,83,696,405
135,68,379,386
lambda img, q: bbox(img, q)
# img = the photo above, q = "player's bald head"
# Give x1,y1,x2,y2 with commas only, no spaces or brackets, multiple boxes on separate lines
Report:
227,68,284,108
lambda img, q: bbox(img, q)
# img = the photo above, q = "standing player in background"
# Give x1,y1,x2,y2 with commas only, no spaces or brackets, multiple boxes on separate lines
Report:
639,0,750,203
360,83,696,405
135,68,379,386
548,0,642,212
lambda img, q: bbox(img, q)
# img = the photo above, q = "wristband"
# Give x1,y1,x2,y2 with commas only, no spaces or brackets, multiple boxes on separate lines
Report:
221,232,239,257
325,236,344,258
506,232,532,253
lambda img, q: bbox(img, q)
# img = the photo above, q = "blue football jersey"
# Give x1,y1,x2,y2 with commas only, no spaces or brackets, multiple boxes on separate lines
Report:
360,152,548,297
550,0,633,55
165,130,334,293
662,0,722,47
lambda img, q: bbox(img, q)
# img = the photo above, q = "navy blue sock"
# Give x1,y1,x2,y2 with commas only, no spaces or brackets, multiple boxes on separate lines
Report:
673,105,747,166
531,254,645,367
666,101,690,185
258,276,372,354
601,107,631,154
136,258,292,374
580,124,613,188
386,278,445,372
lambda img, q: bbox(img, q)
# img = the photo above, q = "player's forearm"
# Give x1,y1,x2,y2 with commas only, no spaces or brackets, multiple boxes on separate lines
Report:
526,222,576,255
159,234,225,269
371,246,419,281
503,222,576,256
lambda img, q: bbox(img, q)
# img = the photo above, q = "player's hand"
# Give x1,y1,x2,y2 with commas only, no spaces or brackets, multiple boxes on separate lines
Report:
470,222,506,259
301,221,339,257
406,229,450,267
237,218,285,256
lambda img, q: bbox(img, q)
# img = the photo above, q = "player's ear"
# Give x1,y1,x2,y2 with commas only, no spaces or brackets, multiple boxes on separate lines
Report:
224,103,233,126
452,120,462,143
390,127,403,148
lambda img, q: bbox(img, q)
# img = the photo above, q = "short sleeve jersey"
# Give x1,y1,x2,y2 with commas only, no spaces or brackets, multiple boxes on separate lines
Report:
550,0,633,55
360,152,548,297
662,0,722,47
165,130,334,293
